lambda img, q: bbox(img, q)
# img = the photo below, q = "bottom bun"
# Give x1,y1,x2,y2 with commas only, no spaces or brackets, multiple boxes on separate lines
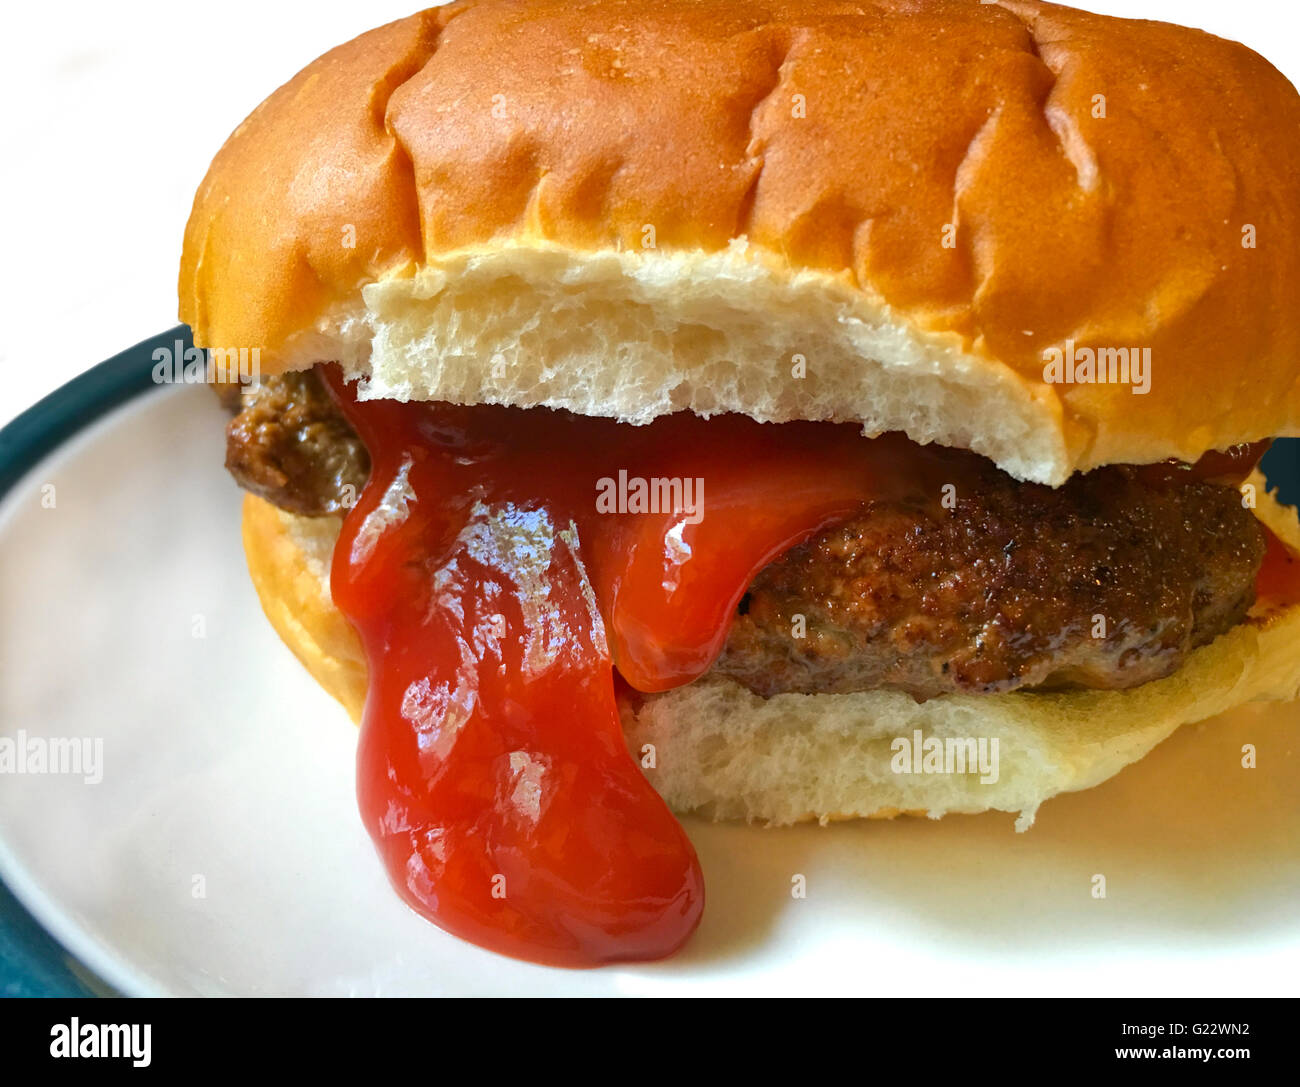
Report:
240,471,1300,829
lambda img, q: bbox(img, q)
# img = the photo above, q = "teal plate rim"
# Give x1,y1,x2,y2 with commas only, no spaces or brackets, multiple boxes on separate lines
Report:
0,326,188,997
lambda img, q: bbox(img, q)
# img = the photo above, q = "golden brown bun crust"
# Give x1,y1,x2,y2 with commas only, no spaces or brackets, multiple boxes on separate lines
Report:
241,493,368,722
180,12,442,356
240,477,1300,825
183,0,1300,471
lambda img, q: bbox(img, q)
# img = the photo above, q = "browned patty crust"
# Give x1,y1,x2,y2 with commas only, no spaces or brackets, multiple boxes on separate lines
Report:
223,370,1265,700
716,464,1264,700
226,371,370,517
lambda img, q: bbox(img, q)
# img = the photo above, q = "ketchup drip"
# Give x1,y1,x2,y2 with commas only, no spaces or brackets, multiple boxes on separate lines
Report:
1136,440,1271,488
1258,527,1300,606
321,369,936,966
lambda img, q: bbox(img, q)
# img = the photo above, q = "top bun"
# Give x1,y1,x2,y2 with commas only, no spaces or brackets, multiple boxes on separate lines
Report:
179,0,1300,484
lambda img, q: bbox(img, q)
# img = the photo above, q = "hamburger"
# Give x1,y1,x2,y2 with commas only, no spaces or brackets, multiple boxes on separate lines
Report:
180,0,1300,966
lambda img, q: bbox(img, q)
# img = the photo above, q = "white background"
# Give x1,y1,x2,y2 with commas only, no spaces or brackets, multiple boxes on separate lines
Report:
0,0,1297,426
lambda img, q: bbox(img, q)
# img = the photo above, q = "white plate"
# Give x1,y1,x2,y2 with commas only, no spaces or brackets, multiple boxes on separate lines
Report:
2,379,1299,996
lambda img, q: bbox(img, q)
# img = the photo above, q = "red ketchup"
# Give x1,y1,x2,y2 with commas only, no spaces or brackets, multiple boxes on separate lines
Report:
320,367,946,966
1136,440,1271,488
1257,527,1300,606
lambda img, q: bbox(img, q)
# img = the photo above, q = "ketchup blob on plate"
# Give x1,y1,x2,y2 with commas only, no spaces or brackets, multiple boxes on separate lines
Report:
320,367,936,965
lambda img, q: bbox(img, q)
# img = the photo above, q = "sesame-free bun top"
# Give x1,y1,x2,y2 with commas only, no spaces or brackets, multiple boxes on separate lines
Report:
179,0,1300,485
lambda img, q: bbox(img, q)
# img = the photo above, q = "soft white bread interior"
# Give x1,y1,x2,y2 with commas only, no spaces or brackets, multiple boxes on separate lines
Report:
335,244,1064,486
240,472,1300,829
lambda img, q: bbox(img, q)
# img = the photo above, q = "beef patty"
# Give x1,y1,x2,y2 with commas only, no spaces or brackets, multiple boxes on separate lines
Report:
224,368,1265,700
716,463,1263,700
226,371,370,516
